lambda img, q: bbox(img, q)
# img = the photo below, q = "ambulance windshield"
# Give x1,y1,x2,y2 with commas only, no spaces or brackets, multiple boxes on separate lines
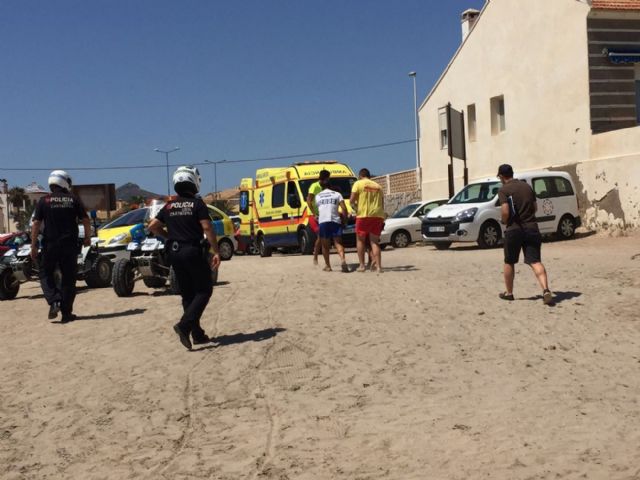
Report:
299,177,356,200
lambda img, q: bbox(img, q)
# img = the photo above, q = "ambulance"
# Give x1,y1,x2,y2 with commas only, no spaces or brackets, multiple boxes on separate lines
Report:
238,161,357,257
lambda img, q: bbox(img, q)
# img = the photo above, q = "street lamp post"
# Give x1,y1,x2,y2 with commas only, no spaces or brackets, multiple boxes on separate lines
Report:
154,147,180,195
408,71,421,193
204,160,227,200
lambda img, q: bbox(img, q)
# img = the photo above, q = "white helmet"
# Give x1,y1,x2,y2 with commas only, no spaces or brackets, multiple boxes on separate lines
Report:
48,170,72,191
172,165,201,194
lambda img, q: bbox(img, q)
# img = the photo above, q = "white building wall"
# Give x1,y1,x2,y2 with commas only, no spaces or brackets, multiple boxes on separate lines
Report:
419,0,592,197
419,0,640,229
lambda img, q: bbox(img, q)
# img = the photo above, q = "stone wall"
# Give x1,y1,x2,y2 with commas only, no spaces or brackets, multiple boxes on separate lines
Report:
372,169,421,216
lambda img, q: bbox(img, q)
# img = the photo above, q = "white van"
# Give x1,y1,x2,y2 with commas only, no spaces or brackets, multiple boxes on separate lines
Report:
422,170,581,249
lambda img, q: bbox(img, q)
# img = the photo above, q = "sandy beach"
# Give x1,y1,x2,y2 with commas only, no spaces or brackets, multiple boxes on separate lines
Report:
1,232,640,480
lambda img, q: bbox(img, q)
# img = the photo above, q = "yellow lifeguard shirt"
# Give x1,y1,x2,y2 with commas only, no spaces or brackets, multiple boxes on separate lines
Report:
351,178,384,218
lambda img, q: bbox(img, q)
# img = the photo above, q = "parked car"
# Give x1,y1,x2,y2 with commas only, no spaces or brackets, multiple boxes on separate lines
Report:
422,170,581,249
380,199,448,249
97,204,238,260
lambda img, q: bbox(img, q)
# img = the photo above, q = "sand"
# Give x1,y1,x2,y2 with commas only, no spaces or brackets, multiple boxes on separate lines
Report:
1,232,640,479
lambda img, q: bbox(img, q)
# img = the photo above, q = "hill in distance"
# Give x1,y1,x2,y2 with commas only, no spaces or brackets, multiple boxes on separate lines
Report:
116,183,162,202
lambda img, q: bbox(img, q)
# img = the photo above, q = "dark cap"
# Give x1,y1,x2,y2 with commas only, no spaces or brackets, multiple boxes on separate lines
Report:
497,164,514,177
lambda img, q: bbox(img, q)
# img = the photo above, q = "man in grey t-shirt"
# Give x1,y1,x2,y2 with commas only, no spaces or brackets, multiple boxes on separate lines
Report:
316,179,349,272
497,164,552,305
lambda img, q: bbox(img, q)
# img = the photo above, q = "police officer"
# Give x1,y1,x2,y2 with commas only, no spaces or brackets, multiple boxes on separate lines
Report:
149,166,221,350
31,170,91,322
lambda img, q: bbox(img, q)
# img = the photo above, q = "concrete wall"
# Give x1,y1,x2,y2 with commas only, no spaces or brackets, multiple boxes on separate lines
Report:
582,127,640,229
372,169,421,215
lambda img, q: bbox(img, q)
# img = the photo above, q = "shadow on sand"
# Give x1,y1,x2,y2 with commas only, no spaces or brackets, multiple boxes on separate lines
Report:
191,327,286,352
521,291,582,306
21,285,91,301
75,308,148,321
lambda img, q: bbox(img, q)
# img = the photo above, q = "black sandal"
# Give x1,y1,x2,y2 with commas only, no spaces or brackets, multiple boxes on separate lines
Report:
499,292,515,301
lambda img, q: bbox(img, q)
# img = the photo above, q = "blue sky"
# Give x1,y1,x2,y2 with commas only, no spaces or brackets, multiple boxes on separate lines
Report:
0,0,484,195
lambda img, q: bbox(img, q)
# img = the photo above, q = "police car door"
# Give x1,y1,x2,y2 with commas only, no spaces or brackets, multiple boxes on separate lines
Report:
531,177,556,233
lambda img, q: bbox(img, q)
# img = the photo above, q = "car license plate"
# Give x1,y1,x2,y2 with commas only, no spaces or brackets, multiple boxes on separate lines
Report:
429,226,445,232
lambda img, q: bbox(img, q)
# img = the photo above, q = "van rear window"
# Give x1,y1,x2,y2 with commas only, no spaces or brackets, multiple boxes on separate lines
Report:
553,177,574,196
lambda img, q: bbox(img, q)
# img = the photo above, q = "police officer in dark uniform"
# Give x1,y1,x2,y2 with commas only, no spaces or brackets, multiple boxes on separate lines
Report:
31,170,91,322
149,166,221,350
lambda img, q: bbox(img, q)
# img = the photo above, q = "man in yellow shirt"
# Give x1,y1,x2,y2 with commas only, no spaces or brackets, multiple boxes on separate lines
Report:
350,168,384,273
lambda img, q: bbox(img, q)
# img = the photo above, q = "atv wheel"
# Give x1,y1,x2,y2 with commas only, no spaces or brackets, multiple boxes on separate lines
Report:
0,268,19,300
85,257,112,288
112,259,135,297
143,276,166,289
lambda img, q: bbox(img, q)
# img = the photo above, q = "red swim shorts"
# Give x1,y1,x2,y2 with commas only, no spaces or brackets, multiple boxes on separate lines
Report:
355,217,384,237
308,215,319,234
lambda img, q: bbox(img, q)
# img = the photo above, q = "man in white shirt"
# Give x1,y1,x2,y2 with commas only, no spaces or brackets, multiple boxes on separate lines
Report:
315,179,349,272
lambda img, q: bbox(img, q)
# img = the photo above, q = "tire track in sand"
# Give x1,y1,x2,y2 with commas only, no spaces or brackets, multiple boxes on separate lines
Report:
250,280,284,480
147,285,237,480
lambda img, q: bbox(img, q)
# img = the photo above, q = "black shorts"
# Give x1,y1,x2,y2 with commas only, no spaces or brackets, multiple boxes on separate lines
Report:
504,228,542,265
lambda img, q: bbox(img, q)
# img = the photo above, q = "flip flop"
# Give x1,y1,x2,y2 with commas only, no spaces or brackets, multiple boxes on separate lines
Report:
543,289,553,305
498,292,514,301
356,266,366,272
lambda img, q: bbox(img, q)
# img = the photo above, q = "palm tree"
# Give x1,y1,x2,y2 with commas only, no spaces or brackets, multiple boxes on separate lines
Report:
15,203,35,231
8,187,28,225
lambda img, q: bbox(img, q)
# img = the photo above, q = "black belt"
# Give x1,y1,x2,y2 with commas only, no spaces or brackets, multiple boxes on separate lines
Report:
169,239,205,252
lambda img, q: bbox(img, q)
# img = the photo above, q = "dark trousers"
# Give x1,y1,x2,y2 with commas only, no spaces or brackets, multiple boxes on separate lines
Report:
40,243,78,315
169,244,213,337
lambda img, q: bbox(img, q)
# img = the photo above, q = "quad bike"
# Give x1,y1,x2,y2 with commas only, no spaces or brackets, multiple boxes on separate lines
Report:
111,237,219,297
0,241,113,301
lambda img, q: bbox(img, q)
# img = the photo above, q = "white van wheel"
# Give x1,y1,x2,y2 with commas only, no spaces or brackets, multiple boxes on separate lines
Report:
478,221,501,249
556,215,576,240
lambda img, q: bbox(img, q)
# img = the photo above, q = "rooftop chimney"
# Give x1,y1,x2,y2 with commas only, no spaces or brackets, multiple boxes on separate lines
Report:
461,8,481,42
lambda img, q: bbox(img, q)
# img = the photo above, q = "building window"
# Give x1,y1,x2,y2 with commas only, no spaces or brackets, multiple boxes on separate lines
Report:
490,95,506,135
438,108,448,149
467,104,476,142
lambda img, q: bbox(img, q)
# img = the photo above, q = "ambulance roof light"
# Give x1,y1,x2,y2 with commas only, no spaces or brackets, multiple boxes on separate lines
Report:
292,160,337,166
